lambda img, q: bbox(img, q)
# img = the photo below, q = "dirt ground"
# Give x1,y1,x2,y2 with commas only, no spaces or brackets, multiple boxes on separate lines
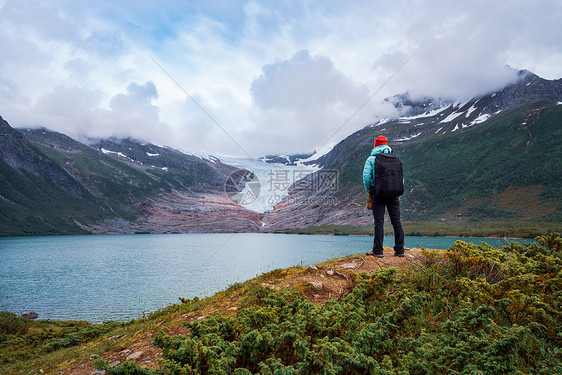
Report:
61,247,429,375
260,247,424,304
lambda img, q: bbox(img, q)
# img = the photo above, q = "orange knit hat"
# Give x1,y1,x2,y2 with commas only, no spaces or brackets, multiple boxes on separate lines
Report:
374,135,388,147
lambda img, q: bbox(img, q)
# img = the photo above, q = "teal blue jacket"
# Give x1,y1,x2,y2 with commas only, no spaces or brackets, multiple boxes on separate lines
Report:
362,145,392,192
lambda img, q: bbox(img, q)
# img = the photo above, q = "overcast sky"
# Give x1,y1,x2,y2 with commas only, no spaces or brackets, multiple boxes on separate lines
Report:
1,0,561,157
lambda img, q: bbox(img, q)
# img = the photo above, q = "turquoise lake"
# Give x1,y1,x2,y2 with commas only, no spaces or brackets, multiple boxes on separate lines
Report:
0,233,525,323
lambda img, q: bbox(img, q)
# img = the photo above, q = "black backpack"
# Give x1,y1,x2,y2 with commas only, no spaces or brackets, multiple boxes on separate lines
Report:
372,152,404,198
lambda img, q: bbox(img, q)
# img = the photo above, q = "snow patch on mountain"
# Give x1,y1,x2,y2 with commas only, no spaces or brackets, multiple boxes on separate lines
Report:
399,105,451,121
396,132,421,141
466,101,480,117
440,111,464,123
295,142,336,166
470,113,491,125
370,118,391,127
101,148,134,162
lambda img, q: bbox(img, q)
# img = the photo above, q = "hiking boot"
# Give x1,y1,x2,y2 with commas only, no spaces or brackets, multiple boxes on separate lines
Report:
394,253,405,257
366,251,384,258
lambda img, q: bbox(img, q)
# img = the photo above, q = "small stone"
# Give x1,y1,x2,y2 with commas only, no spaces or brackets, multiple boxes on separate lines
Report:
110,361,121,366
340,263,356,269
21,311,38,320
320,274,326,278
309,282,323,290
227,306,239,311
126,351,143,361
308,265,318,270
326,270,335,276
197,316,205,321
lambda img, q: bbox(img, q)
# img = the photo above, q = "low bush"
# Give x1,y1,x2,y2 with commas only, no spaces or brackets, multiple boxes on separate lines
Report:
0,319,124,368
0,312,29,335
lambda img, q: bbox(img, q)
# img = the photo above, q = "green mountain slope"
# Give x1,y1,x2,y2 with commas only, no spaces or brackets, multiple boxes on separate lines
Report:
296,70,562,231
0,159,94,236
0,119,109,236
345,104,561,221
401,104,561,222
264,103,562,235
0,119,243,236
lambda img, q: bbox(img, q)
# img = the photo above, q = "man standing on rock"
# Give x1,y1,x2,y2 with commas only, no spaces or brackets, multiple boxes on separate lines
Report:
363,135,405,258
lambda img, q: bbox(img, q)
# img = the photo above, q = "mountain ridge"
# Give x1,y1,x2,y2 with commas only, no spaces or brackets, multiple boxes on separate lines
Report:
1,69,561,236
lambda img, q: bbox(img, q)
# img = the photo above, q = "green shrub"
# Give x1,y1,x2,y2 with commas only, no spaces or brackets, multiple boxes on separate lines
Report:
0,312,29,335
0,319,124,369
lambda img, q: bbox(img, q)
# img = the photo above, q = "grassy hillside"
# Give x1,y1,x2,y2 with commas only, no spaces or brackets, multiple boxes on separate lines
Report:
323,103,562,229
401,103,562,222
91,138,232,191
0,143,159,236
1,234,560,374
0,155,107,236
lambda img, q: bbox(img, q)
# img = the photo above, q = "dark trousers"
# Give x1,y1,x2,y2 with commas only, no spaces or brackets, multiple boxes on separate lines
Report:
372,195,405,255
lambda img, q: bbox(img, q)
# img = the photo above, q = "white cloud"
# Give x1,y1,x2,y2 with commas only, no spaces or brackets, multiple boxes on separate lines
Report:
371,0,562,100
251,50,368,110
0,0,561,157
246,50,396,155
84,31,126,58
15,82,173,145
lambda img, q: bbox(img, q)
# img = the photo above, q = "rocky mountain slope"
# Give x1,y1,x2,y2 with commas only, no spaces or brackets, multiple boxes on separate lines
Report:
0,121,262,235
